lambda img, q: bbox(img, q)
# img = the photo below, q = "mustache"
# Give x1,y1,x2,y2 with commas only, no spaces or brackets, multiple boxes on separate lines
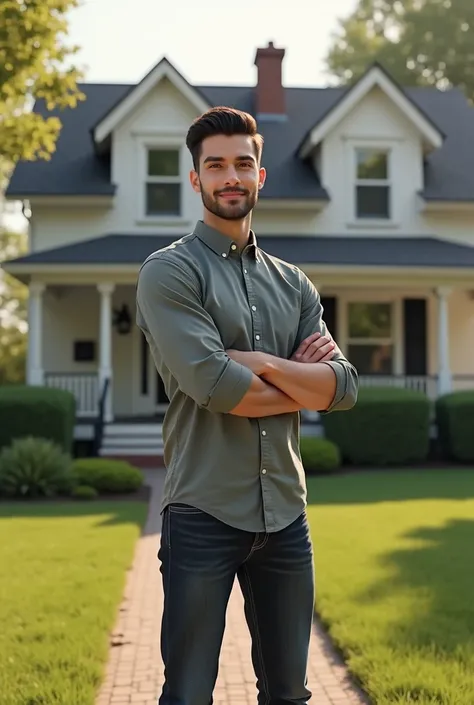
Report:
216,188,249,196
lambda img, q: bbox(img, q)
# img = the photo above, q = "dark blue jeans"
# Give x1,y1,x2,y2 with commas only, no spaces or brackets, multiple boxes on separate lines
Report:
158,504,315,705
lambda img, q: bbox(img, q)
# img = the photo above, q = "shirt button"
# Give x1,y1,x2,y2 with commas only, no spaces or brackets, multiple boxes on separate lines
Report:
255,334,260,341
262,469,267,475
261,430,267,436
231,244,237,250
244,268,248,274
222,253,227,258
251,305,257,311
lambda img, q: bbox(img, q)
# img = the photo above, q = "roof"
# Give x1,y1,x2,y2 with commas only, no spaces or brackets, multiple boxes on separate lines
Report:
7,67,474,202
5,233,474,268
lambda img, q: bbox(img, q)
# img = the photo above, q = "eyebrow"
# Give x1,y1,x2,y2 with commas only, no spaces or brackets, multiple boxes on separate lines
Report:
203,154,256,164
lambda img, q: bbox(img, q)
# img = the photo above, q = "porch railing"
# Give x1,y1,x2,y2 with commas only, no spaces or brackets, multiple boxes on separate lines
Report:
44,373,99,417
359,374,474,399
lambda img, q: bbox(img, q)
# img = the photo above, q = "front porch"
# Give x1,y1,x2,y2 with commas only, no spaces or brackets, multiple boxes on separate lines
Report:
24,281,474,425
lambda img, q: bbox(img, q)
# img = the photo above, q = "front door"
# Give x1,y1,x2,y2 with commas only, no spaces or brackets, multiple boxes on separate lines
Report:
133,329,169,417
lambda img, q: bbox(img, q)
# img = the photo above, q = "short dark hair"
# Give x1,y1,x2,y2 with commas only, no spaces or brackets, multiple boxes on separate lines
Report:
186,106,264,171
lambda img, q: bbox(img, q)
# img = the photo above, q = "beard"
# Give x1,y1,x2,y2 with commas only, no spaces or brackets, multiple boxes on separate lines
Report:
200,182,258,221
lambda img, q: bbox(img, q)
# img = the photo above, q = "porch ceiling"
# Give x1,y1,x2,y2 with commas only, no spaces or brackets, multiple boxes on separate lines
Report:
4,233,474,271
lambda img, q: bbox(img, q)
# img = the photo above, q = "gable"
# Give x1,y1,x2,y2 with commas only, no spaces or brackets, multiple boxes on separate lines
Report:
299,64,444,159
93,58,210,147
117,76,203,135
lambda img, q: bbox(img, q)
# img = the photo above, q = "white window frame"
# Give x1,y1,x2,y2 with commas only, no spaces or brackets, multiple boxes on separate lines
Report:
136,135,188,225
338,294,403,375
344,139,399,229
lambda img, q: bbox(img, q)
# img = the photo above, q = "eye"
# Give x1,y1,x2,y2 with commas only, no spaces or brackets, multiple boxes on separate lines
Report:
208,163,221,169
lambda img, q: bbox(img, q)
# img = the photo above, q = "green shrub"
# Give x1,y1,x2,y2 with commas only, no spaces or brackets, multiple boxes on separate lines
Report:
72,458,143,494
321,387,431,466
436,391,474,462
300,436,341,473
72,485,98,500
0,385,76,453
0,437,75,498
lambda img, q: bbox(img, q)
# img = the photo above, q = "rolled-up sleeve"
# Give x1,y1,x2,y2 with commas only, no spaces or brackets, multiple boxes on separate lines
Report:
136,255,253,414
295,271,359,412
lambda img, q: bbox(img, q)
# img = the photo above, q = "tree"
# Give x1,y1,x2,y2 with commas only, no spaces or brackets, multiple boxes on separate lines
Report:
0,228,28,384
0,0,85,164
325,0,474,100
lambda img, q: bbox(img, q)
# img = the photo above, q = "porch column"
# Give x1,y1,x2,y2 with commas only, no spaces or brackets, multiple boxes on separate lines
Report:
436,286,452,396
28,282,45,386
97,283,115,422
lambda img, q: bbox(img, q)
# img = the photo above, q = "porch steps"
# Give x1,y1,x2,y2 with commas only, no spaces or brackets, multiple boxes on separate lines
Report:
100,423,164,467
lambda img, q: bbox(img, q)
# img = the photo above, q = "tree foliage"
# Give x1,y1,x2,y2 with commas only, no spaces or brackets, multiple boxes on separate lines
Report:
325,0,474,100
0,0,85,164
0,228,28,385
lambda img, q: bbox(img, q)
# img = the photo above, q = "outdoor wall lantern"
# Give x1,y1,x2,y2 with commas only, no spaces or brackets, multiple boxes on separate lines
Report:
113,304,132,335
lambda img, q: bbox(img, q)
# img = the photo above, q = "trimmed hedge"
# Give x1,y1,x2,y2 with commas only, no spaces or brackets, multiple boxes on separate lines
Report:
72,458,143,494
436,391,474,462
321,386,431,466
0,385,76,453
300,437,341,473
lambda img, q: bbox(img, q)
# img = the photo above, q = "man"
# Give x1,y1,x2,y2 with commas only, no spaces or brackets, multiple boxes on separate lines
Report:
136,106,358,705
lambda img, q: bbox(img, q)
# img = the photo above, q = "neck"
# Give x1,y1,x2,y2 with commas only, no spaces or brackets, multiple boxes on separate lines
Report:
203,210,252,248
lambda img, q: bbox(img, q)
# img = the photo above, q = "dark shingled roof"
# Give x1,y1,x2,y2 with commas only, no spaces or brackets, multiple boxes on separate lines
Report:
7,233,474,268
6,77,474,202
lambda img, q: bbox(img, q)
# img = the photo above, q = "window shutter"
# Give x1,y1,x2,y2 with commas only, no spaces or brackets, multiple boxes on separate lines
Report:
403,298,427,375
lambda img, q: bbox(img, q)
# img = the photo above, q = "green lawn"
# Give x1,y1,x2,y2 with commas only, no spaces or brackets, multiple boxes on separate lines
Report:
0,500,148,705
307,469,474,705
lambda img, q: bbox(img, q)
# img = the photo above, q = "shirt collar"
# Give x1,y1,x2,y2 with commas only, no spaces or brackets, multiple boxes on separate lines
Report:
194,220,258,260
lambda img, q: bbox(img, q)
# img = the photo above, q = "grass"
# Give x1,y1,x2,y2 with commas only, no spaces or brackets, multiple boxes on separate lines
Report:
0,500,148,705
306,468,474,705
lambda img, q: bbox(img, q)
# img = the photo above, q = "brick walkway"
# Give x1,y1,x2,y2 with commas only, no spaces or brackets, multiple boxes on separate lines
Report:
96,470,369,705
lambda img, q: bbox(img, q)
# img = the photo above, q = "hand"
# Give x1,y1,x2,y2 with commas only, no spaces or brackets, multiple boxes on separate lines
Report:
226,349,270,376
291,332,335,363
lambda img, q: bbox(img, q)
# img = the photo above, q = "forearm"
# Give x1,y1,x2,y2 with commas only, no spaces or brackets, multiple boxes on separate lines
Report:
261,357,338,412
229,373,303,417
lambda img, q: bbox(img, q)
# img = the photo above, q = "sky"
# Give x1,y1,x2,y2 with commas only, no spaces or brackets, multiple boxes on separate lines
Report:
2,0,358,233
68,0,358,88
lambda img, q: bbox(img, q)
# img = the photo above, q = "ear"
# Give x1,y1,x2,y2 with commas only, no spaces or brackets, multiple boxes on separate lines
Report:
189,170,201,193
258,166,266,190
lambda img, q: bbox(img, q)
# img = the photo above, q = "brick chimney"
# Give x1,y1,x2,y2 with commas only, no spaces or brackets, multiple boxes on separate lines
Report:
254,41,286,120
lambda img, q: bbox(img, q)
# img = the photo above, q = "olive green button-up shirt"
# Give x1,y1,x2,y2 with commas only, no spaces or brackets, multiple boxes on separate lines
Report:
136,220,358,533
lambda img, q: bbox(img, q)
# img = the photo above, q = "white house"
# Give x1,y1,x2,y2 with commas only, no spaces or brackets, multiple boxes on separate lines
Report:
3,42,474,462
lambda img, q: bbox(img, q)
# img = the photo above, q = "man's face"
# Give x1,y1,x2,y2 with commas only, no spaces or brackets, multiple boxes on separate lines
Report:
189,134,266,221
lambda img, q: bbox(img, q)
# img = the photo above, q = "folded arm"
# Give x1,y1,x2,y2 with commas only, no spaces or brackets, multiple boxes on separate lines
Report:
136,255,302,417
228,273,358,413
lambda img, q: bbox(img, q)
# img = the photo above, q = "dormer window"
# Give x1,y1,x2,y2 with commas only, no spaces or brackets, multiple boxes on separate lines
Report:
355,148,391,220
145,148,181,216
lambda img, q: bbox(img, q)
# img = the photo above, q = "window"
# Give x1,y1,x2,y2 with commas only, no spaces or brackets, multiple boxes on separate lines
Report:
347,302,393,375
145,148,181,216
355,148,390,220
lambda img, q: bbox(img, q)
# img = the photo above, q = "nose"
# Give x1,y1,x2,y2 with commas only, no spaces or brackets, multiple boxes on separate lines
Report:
224,166,241,186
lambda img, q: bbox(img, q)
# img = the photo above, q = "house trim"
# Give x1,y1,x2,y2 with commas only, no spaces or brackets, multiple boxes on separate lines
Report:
255,198,328,211
5,195,116,208
4,263,474,291
92,58,211,146
419,196,474,213
299,64,444,159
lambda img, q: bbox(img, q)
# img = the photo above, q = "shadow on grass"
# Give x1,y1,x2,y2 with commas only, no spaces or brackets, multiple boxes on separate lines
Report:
0,491,154,533
307,468,474,505
357,518,474,650
352,518,474,702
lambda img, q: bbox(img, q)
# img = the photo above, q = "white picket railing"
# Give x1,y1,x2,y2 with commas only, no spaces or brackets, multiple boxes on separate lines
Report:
44,373,99,417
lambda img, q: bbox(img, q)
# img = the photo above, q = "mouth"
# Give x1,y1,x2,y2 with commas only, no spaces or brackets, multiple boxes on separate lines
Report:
218,191,246,199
